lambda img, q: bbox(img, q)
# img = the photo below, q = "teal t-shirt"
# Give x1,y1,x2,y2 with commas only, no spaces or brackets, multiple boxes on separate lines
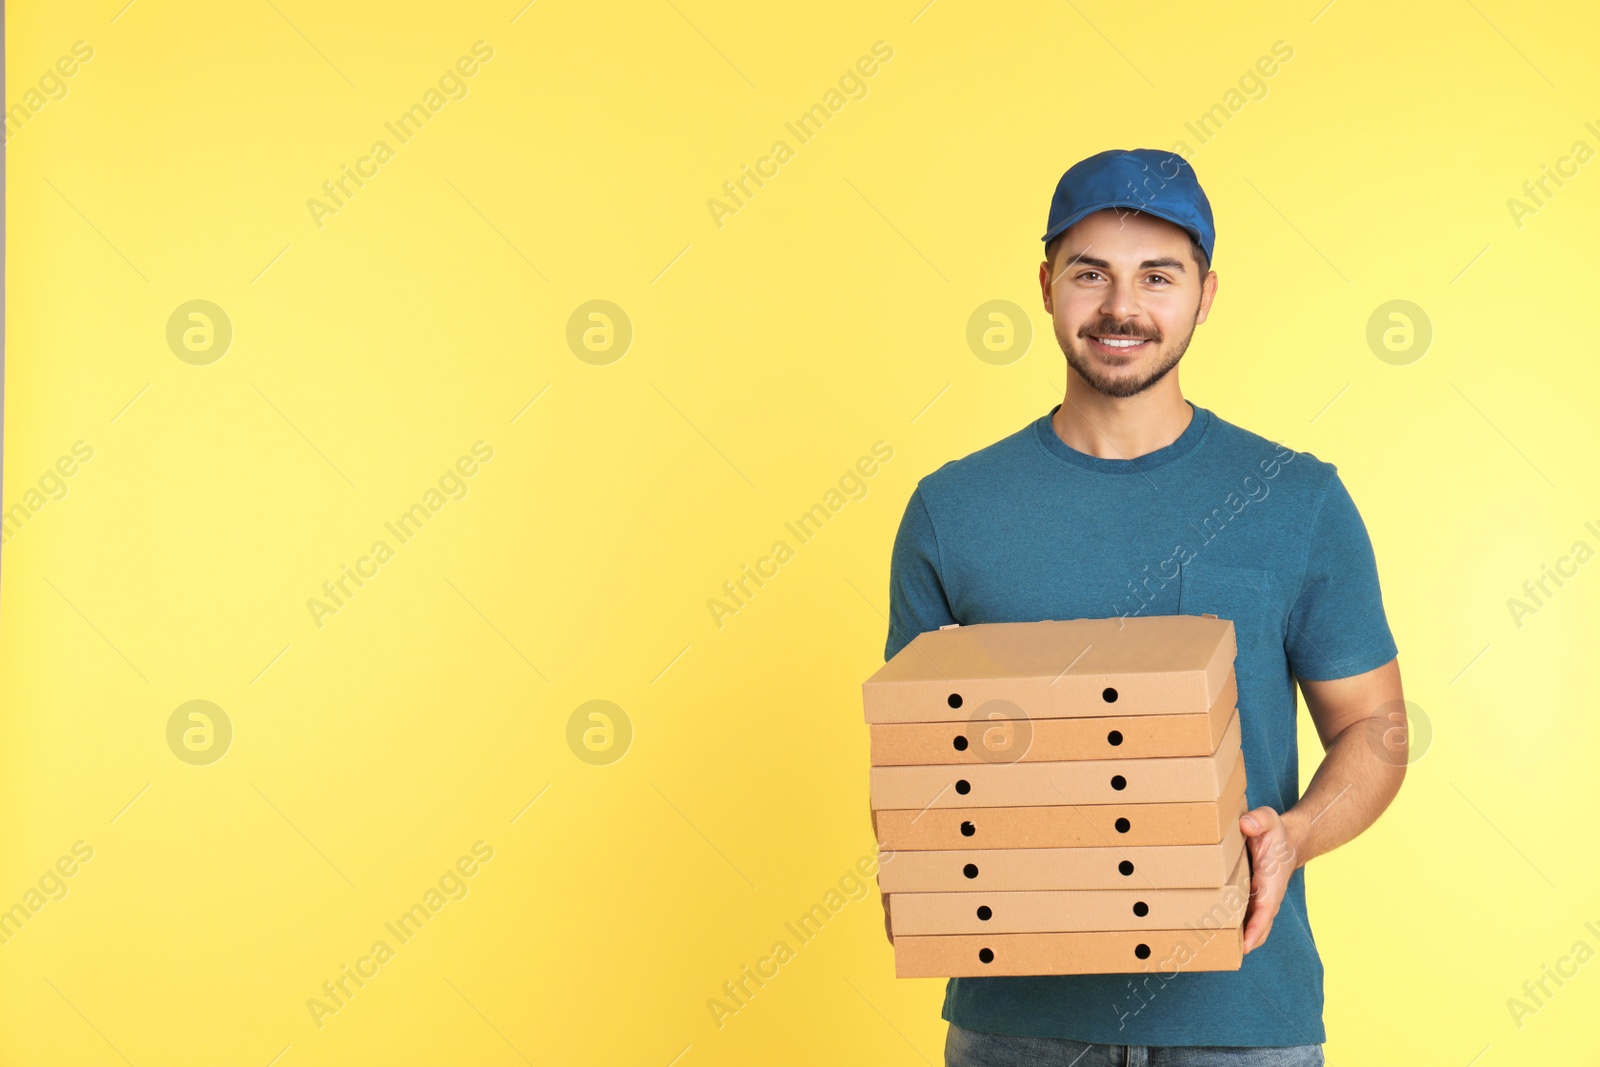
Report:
883,399,1398,1047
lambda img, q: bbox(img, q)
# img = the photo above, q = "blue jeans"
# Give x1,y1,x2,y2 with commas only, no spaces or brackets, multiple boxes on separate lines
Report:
946,1024,1325,1066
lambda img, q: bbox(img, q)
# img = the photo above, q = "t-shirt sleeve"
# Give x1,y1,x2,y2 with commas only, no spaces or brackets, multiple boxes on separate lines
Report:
1285,466,1399,681
885,485,957,662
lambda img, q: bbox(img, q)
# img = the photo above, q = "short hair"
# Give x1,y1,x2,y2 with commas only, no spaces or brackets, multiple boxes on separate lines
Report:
1045,230,1209,279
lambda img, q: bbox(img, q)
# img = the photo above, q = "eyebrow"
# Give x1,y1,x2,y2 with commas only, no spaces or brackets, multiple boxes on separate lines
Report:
1063,253,1187,273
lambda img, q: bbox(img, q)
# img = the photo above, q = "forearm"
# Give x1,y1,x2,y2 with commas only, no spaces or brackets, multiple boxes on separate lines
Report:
1280,716,1405,868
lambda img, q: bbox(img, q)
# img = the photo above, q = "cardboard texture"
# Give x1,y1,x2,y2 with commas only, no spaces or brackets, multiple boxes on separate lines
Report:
870,672,1237,765
870,711,1240,810
889,845,1250,935
865,614,1250,979
877,816,1246,893
873,752,1248,851
891,920,1245,978
862,616,1236,724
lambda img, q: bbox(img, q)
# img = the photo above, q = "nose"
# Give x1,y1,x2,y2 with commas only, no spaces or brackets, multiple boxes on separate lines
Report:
1099,276,1142,325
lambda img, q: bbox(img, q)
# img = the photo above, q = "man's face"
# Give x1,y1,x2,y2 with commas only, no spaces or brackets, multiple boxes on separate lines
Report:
1039,209,1216,399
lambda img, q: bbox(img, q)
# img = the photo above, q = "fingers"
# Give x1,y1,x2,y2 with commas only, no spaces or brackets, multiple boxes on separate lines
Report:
1241,861,1286,953
1242,879,1275,952
1243,892,1276,950
1240,805,1276,836
1243,914,1274,954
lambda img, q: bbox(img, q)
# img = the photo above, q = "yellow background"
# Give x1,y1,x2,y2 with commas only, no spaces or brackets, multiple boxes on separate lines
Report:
3,1,1598,1063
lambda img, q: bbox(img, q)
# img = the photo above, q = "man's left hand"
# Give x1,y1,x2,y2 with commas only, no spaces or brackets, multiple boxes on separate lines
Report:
1238,806,1304,954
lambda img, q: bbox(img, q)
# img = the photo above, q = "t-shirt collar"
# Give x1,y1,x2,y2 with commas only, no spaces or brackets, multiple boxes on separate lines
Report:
1033,398,1211,474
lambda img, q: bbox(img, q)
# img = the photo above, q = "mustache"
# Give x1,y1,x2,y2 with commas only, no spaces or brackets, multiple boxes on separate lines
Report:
1081,321,1159,340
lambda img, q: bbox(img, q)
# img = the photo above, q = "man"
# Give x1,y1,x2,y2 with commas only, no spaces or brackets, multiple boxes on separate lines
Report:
879,148,1406,1065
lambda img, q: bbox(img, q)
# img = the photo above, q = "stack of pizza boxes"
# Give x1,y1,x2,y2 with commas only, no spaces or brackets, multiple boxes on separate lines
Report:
863,614,1250,978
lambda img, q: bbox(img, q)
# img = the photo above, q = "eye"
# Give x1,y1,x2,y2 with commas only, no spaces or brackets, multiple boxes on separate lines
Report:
1147,274,1172,285
1076,270,1103,281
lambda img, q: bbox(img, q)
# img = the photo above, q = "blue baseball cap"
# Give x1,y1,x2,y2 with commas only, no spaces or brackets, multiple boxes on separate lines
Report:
1042,148,1215,267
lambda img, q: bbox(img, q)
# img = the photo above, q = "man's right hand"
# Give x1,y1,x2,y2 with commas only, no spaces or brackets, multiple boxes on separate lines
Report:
880,891,893,945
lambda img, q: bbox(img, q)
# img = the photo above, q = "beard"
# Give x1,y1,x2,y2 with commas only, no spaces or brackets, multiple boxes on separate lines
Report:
1057,311,1198,399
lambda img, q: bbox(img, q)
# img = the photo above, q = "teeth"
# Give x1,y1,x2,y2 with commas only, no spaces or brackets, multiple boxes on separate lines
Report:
1095,337,1147,348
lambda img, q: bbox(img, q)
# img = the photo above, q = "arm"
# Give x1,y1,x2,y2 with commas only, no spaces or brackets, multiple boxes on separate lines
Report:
876,486,957,945
1239,463,1403,953
1239,656,1407,952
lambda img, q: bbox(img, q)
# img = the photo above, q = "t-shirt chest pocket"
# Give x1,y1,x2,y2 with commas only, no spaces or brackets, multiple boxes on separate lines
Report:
1177,562,1280,661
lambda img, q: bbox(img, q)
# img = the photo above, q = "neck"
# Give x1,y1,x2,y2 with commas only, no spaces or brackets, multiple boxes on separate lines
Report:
1050,387,1193,461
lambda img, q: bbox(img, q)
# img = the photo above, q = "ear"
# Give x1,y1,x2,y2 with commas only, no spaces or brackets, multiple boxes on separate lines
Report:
1194,270,1218,326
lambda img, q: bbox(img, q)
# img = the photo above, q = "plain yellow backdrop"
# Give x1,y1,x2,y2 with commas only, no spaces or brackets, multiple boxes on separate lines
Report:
3,1,1597,1064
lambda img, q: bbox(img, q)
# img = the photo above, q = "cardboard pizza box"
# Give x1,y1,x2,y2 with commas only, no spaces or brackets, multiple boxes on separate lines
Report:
877,818,1246,893
887,840,1250,936
891,917,1244,977
870,672,1237,766
863,616,1235,725
869,711,1240,811
872,750,1248,851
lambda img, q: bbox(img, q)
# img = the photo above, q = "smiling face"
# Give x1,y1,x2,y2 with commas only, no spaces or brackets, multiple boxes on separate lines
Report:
1040,209,1217,400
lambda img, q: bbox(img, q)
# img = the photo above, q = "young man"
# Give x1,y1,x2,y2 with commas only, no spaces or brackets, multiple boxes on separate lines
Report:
880,149,1406,1065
